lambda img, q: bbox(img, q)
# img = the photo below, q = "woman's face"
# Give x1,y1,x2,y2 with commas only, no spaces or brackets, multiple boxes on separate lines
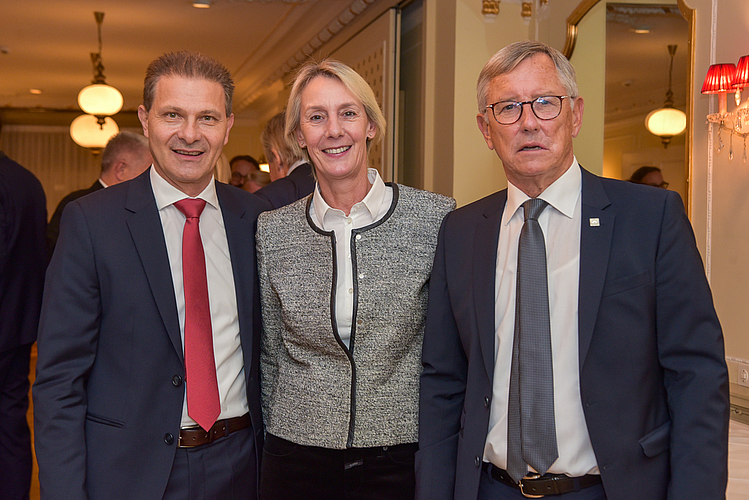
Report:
296,75,375,187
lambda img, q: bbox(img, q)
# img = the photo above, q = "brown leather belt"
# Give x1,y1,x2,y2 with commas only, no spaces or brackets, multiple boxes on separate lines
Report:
483,463,602,498
179,414,250,448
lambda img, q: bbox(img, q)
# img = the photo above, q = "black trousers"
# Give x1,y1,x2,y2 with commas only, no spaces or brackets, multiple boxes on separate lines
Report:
0,343,32,500
259,433,417,500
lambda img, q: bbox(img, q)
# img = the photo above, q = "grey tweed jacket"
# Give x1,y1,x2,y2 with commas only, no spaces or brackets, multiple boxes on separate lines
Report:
257,183,455,449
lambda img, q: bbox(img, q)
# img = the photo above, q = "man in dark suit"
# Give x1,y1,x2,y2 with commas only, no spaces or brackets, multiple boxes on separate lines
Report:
34,51,269,500
46,131,152,256
0,149,46,500
416,41,729,500
254,111,314,209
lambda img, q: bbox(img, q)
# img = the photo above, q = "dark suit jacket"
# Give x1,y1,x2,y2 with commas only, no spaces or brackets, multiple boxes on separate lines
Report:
0,152,47,352
416,167,729,500
46,179,104,258
253,162,315,209
33,170,269,499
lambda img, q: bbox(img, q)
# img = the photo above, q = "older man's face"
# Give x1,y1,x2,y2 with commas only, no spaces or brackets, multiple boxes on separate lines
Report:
477,53,583,196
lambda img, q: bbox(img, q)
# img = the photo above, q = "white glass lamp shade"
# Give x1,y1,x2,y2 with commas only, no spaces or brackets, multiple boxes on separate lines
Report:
70,114,119,149
77,83,124,116
645,107,687,138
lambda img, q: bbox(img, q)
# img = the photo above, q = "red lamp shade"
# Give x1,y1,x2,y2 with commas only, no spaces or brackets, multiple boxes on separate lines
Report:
701,63,736,94
733,56,749,90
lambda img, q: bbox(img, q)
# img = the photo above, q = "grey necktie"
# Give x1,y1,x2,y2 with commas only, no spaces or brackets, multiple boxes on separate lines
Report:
506,198,558,483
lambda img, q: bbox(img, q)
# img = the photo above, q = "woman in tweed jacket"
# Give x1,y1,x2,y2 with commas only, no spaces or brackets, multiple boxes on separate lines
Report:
256,59,455,500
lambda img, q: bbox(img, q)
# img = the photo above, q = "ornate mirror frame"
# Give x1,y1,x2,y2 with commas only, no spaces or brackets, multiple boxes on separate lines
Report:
563,0,695,215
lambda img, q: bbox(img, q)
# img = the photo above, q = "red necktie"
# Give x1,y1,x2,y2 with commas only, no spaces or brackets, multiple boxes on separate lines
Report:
174,198,220,431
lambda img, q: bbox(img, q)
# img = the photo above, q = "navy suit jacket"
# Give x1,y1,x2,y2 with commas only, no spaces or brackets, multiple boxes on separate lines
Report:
33,170,269,499
0,152,47,352
416,167,729,500
253,162,315,209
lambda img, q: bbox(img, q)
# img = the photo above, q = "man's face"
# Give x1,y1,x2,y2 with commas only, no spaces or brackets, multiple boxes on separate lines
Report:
230,159,256,192
476,53,583,196
138,75,233,197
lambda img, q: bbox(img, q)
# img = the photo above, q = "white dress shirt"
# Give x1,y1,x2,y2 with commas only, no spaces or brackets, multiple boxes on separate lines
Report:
308,168,393,348
484,159,599,476
150,167,248,428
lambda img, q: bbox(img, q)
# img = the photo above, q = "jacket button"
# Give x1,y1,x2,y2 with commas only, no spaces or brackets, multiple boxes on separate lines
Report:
164,433,174,445
172,375,183,387
484,396,491,408
475,456,481,467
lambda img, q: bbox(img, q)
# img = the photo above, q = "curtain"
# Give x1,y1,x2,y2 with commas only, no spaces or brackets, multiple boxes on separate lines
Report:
2,124,112,220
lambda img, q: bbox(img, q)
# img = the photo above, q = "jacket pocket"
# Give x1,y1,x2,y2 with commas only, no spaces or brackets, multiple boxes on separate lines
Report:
601,270,652,297
638,420,670,457
85,412,125,428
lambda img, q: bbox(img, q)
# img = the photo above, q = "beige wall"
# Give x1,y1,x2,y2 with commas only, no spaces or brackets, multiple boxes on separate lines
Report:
688,0,749,409
569,0,605,175
426,0,527,206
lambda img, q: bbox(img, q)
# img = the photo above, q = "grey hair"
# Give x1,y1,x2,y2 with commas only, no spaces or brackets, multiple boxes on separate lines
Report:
476,41,579,114
100,131,149,174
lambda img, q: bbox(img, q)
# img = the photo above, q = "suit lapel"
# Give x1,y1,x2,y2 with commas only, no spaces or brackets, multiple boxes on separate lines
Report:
125,172,184,360
578,169,614,367
474,191,507,380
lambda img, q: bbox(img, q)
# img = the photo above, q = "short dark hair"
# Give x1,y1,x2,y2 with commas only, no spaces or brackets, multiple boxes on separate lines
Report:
143,51,234,117
229,155,260,170
629,166,661,183
100,132,149,174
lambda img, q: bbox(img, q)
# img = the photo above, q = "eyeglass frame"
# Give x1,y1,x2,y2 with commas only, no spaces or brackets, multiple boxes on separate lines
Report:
485,95,572,125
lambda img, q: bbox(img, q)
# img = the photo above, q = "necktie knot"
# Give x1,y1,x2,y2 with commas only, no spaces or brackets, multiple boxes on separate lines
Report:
523,198,548,222
174,198,207,220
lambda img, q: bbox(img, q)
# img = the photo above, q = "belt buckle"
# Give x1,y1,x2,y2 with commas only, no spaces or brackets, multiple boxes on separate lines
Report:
518,472,544,499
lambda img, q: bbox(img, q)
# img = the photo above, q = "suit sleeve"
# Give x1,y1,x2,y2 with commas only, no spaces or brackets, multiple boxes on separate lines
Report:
416,213,468,500
33,201,101,500
655,192,729,500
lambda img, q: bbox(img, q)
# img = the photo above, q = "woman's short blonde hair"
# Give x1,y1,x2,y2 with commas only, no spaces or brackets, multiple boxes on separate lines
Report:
285,59,386,165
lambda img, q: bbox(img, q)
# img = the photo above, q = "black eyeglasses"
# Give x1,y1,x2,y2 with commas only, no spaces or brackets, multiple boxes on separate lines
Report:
486,95,571,125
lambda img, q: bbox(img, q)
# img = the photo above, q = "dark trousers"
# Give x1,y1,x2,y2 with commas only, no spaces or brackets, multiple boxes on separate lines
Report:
0,343,32,500
163,426,256,500
259,433,417,500
478,466,608,500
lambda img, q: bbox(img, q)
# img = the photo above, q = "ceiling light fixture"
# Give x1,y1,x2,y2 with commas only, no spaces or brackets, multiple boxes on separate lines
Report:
645,45,687,148
193,0,211,8
76,12,123,126
69,114,119,152
702,55,749,161
72,11,122,151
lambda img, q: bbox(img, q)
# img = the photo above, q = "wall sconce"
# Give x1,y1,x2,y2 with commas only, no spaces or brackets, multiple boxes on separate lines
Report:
702,55,749,162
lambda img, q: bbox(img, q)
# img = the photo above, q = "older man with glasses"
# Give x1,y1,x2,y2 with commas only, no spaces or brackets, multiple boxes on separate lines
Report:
416,40,728,500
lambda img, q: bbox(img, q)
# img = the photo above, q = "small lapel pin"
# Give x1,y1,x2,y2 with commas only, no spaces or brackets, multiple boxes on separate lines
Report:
589,218,600,227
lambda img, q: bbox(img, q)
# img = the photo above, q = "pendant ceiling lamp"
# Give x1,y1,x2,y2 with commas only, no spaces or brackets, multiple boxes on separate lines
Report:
77,12,123,125
69,114,120,151
645,45,687,148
